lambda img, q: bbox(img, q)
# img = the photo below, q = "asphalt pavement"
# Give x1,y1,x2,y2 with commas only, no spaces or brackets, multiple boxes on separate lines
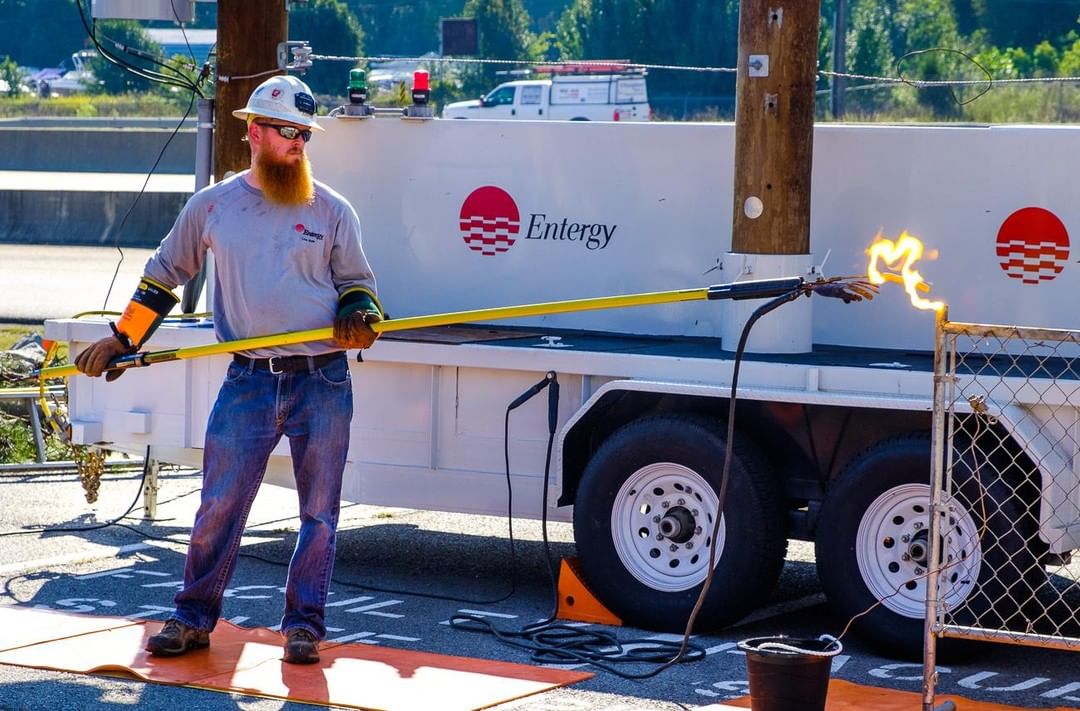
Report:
0,244,157,323
0,462,1078,710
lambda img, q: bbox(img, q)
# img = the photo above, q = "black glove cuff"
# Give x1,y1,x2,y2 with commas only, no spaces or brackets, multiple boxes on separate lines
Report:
109,322,136,352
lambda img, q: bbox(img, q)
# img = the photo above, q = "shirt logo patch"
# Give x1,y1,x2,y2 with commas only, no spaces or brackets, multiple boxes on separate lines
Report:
294,223,325,243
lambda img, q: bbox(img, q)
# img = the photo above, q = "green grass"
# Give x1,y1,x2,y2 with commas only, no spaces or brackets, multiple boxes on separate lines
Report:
0,92,191,119
0,323,37,351
0,323,68,366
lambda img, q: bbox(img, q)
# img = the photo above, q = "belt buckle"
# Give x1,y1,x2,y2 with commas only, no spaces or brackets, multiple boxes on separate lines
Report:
268,356,285,375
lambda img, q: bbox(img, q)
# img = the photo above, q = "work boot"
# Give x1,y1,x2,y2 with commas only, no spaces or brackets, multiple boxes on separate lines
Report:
145,619,210,657
283,628,320,664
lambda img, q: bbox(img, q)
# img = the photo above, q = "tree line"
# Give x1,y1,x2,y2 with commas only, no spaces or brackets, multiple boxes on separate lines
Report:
3,0,1080,119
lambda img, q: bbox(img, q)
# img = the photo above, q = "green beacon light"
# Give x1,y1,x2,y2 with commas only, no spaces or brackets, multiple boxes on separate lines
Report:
348,69,368,105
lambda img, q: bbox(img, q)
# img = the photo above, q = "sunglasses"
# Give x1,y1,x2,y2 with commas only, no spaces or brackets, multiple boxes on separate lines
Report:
256,123,312,143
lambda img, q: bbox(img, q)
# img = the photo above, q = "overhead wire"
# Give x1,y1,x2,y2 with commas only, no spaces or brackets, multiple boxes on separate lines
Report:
75,0,205,96
68,0,213,310
314,49,1080,91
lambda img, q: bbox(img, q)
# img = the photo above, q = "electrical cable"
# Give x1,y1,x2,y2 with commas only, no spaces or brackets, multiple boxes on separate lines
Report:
0,446,151,538
450,288,819,677
312,50,1080,89
99,90,196,310
74,0,206,96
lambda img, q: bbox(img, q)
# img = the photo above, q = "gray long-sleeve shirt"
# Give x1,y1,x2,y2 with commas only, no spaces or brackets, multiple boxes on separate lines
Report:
143,170,378,358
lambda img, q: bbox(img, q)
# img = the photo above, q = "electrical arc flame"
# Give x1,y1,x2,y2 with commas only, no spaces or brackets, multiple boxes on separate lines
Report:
866,231,945,312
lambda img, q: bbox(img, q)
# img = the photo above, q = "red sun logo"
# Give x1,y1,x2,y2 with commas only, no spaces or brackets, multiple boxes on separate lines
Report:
996,207,1070,285
459,186,520,256
271,88,282,98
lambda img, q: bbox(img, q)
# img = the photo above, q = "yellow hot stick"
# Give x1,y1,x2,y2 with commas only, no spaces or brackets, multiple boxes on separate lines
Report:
39,286,713,380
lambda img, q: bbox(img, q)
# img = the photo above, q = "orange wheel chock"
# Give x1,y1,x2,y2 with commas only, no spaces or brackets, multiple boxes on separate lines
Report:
556,557,622,626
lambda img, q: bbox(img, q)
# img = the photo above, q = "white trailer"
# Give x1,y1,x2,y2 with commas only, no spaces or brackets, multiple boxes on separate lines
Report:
47,118,1080,658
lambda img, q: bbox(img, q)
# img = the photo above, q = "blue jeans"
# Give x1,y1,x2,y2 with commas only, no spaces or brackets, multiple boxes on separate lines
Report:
171,354,352,640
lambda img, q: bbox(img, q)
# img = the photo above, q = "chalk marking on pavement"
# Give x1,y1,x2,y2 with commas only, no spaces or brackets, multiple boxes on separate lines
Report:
325,595,373,607
345,600,404,617
331,631,377,643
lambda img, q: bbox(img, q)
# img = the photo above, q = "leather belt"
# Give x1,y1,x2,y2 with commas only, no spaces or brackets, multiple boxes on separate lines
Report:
233,351,345,375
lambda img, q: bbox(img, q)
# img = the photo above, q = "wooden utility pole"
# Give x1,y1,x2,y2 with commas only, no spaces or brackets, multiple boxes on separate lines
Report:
182,1,287,312
214,1,288,181
731,1,822,255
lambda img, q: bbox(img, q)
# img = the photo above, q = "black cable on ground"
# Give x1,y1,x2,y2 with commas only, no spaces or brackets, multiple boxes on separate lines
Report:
450,291,806,678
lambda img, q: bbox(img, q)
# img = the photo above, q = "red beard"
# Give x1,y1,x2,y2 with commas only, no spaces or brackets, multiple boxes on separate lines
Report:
253,151,314,206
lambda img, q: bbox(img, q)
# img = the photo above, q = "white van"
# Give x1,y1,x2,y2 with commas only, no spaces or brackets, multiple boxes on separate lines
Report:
442,69,650,122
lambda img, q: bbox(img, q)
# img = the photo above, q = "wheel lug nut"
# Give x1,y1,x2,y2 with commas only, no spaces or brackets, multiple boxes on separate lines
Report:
669,544,679,552
692,509,699,516
661,501,670,509
656,533,664,541
652,515,661,523
912,522,924,530
695,526,702,535
901,553,911,561
914,566,925,575
677,498,686,506
901,534,911,543
686,542,694,549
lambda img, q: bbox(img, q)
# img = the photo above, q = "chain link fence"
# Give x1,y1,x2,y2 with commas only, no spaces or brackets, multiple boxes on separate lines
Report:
924,318,1080,709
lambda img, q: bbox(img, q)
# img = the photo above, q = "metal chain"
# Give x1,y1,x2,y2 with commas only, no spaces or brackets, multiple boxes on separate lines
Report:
71,444,106,504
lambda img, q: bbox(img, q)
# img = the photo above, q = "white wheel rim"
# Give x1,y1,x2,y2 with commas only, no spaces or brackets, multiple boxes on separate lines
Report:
611,463,724,592
856,482,982,618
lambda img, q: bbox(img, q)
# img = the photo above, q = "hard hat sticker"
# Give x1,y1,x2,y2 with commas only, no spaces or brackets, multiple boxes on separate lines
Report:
295,92,317,116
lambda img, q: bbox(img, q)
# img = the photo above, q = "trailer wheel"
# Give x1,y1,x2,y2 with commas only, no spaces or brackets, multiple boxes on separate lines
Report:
815,433,1041,659
572,414,786,631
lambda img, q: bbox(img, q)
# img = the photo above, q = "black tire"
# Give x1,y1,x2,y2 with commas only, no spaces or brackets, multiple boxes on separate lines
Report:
815,433,1042,659
572,414,786,631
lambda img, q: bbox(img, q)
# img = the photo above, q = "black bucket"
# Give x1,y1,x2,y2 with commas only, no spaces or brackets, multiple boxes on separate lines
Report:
737,635,842,711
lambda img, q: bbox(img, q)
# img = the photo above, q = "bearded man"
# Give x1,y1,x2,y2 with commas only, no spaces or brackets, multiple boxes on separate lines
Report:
75,75,382,665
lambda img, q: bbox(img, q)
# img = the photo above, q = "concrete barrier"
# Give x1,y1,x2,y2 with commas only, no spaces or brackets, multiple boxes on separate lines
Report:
0,121,197,247
0,126,196,174
2,188,189,248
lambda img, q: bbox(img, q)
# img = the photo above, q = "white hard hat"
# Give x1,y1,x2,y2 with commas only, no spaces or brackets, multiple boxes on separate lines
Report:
232,74,323,131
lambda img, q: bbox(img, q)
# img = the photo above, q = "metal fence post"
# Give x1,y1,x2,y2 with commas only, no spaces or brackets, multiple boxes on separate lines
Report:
924,307,949,711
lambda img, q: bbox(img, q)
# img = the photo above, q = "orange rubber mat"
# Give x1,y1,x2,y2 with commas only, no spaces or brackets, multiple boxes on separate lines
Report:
706,678,1074,710
0,606,592,711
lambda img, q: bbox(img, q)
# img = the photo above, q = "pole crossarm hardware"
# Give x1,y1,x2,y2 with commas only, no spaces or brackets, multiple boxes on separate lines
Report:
38,276,872,381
